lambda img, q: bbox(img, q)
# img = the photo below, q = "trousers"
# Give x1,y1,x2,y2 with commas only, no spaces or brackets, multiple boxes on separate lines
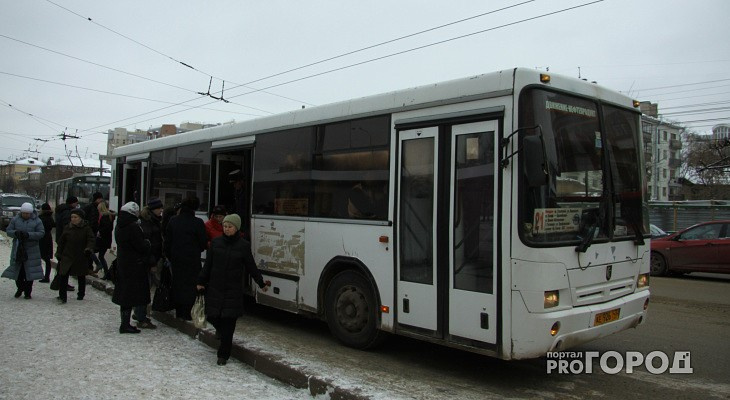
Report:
15,264,33,296
209,317,237,360
59,273,86,300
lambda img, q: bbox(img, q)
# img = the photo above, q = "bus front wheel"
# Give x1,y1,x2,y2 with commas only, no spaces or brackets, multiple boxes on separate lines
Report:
325,270,383,349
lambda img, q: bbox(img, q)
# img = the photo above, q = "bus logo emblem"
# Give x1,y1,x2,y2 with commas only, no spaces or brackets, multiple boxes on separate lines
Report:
606,265,612,281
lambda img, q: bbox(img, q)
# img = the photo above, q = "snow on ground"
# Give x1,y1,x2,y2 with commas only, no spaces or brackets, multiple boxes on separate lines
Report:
0,232,314,400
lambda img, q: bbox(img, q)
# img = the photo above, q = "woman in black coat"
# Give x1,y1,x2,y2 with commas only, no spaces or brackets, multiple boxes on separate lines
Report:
38,203,55,282
112,202,151,334
197,213,270,365
164,196,207,320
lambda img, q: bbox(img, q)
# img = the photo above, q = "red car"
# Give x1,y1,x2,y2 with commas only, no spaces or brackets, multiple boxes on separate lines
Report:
650,220,730,276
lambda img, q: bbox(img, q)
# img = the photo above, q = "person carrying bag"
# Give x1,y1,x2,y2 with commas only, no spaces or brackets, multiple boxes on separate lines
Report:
196,214,270,366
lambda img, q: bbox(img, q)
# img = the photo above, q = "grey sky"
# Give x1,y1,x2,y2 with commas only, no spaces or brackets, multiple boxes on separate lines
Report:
1,0,728,162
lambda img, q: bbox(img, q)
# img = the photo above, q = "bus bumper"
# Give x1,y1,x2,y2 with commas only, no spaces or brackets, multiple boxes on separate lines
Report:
510,289,650,359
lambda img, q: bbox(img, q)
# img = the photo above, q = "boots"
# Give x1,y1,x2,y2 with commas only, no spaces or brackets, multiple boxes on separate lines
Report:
24,281,32,299
119,308,141,334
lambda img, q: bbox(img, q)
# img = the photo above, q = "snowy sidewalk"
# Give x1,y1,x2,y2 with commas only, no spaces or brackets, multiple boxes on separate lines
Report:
0,235,313,400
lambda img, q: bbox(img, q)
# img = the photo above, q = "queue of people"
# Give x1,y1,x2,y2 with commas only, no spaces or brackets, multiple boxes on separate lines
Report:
3,193,270,365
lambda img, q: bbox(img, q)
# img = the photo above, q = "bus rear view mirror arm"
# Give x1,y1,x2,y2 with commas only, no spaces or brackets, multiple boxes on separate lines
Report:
500,125,545,172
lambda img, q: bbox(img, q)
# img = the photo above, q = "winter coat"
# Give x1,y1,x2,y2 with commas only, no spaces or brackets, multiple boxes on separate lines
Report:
83,201,101,235
112,211,151,307
140,208,163,264
39,210,55,260
54,203,73,243
204,218,223,248
96,212,114,251
198,234,266,319
1,212,45,281
56,220,95,276
164,207,207,306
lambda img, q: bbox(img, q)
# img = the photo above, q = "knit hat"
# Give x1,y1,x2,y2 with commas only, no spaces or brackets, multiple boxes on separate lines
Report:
92,192,104,202
20,202,34,213
121,201,140,217
222,214,241,231
147,198,164,210
181,196,200,211
41,203,51,211
70,208,86,219
66,196,79,204
211,205,227,216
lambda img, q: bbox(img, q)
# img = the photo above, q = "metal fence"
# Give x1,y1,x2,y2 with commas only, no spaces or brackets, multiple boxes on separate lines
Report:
649,200,730,232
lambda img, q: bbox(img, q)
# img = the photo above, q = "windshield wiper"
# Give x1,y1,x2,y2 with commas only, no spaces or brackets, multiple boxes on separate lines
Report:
575,208,599,253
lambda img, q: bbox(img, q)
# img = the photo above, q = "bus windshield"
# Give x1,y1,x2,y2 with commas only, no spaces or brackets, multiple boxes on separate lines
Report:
519,88,647,246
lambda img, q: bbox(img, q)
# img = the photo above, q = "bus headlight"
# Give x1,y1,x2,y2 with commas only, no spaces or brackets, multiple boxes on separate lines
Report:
544,290,559,309
637,273,650,289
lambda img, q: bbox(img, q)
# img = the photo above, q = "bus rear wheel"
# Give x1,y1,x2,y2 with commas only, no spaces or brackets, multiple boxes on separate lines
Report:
325,270,383,349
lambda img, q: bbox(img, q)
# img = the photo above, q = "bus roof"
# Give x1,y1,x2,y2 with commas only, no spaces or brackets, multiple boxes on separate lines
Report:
112,67,635,158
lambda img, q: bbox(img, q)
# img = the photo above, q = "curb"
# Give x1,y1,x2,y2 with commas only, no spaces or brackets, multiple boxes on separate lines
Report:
84,275,370,400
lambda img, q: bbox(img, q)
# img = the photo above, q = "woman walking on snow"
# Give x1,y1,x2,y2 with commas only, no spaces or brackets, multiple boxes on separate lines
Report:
55,209,95,303
2,202,45,299
197,213,270,365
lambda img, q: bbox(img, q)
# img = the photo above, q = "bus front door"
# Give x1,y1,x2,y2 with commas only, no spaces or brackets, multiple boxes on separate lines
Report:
397,121,498,347
448,121,497,345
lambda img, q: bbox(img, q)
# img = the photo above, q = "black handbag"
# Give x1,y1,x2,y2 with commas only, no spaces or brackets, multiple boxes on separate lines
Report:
151,261,174,312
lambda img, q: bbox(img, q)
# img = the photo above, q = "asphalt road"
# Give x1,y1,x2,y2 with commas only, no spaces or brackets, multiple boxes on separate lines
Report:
237,272,730,399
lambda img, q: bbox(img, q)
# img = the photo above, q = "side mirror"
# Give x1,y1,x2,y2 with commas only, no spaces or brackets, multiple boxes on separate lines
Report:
523,135,548,187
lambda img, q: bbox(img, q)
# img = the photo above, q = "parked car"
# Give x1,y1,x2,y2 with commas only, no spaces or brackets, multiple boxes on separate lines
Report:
650,224,668,239
650,220,730,276
0,193,37,230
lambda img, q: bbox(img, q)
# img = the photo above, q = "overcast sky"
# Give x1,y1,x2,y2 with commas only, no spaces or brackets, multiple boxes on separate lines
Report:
1,0,728,163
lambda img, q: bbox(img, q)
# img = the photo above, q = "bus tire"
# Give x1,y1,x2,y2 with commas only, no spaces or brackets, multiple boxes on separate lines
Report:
325,270,383,349
650,252,668,276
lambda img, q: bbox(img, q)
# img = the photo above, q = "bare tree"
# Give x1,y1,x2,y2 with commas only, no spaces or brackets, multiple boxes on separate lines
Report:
681,132,730,199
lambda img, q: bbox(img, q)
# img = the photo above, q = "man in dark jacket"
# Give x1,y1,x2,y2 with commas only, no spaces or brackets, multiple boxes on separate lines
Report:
38,203,55,282
112,202,151,334
54,196,78,242
134,197,164,328
197,213,270,365
83,192,104,235
164,196,207,320
54,196,79,291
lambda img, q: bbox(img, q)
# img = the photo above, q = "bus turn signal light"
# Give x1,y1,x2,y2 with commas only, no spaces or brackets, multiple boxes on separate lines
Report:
550,321,560,336
540,73,551,83
637,273,649,288
380,305,390,313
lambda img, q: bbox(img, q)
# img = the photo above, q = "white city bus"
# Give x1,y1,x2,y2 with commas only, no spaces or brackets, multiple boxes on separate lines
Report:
110,68,651,359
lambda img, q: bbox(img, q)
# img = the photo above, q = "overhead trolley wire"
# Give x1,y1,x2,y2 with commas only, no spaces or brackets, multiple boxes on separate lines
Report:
78,0,604,136
236,0,537,88
0,33,195,93
221,1,607,100
43,0,314,107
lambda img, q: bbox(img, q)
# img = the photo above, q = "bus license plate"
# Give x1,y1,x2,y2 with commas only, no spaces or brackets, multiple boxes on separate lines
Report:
594,309,620,326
